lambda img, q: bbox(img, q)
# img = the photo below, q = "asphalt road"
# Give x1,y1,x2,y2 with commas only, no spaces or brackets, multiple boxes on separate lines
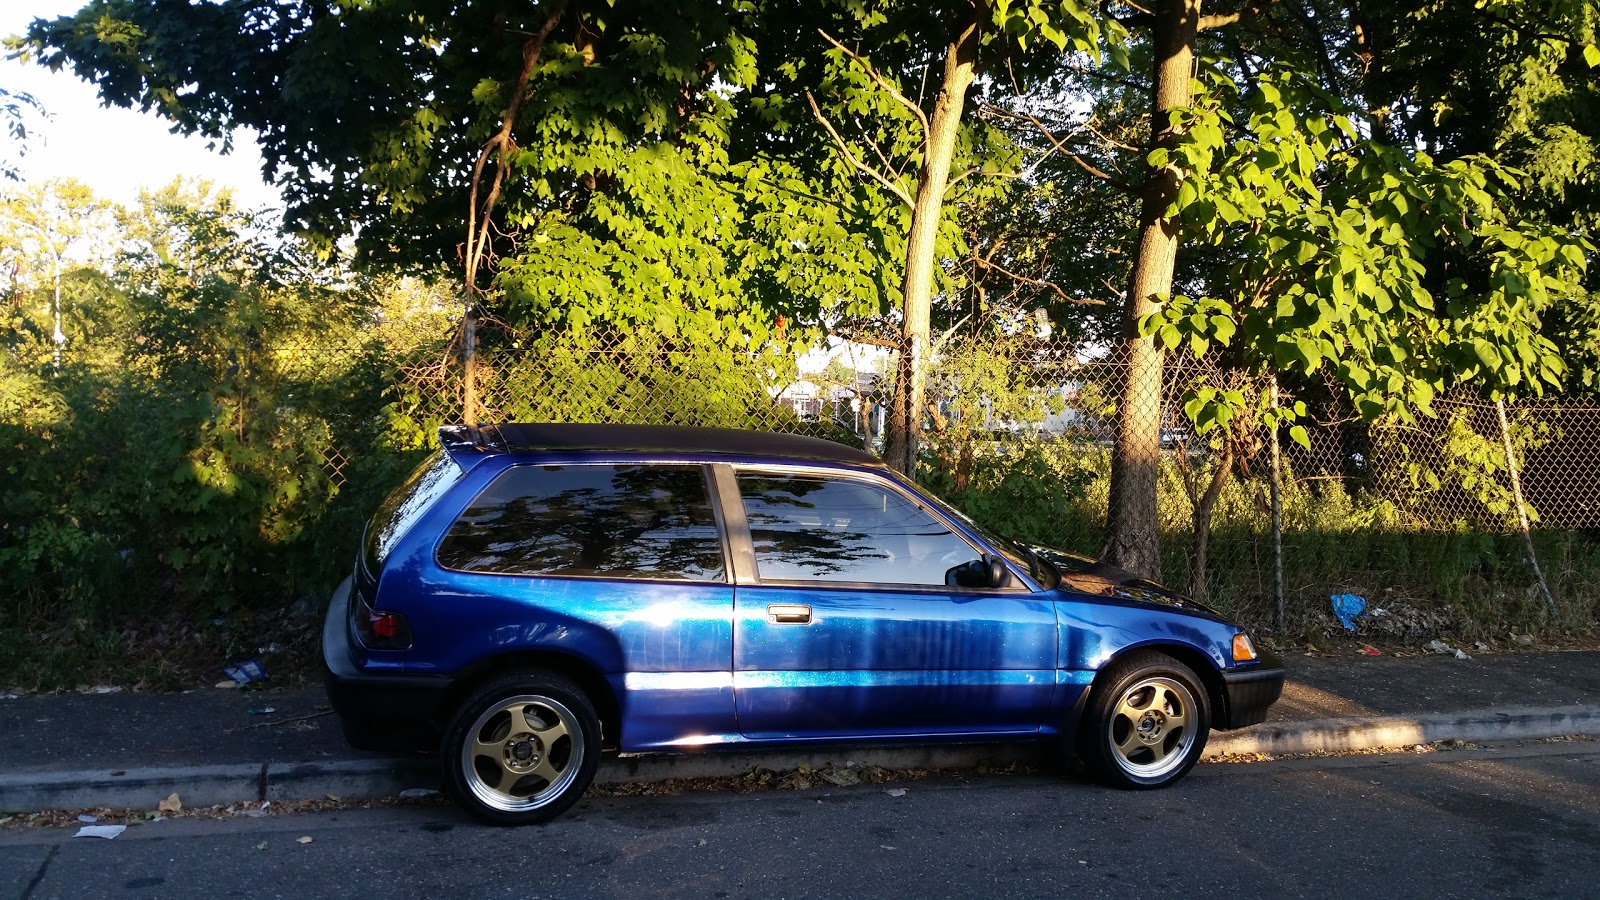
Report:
4,742,1598,900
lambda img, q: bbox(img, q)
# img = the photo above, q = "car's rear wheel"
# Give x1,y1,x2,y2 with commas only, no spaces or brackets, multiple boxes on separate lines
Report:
441,671,600,825
1079,651,1209,789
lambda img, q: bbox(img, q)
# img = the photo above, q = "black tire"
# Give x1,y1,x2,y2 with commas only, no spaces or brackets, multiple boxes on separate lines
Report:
440,670,601,825
1078,651,1210,789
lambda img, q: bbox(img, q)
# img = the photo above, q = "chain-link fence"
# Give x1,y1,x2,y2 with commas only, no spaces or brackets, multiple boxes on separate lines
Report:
72,312,1523,640
264,321,1600,635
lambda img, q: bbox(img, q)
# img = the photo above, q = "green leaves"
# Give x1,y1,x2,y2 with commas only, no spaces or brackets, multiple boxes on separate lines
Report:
0,177,393,622
1172,377,1312,457
1139,296,1238,359
1154,62,1589,421
990,0,1102,55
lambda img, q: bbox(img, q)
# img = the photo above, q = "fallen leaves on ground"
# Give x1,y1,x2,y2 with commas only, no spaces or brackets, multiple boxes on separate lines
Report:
586,760,1037,798
1533,734,1594,745
9,735,1585,831
1208,743,1440,764
0,792,451,831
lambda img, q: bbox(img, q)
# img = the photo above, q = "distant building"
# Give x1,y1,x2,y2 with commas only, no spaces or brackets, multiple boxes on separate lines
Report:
772,337,889,440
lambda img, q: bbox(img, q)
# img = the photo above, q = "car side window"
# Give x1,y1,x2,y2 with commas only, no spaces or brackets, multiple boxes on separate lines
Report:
365,451,461,571
736,472,985,587
437,464,725,582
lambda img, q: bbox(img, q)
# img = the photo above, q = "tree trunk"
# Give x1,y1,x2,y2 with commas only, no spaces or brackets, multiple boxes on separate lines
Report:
1102,0,1202,578
882,12,980,476
1496,399,1556,611
1188,442,1234,603
460,4,565,427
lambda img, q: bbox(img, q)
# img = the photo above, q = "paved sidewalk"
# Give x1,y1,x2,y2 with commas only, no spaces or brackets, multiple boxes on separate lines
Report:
3,650,1598,812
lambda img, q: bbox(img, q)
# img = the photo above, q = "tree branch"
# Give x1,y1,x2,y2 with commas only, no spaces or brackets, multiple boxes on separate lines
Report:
805,91,914,208
857,122,909,184
1283,0,1342,94
828,327,901,350
465,3,567,298
1198,0,1282,32
1080,120,1141,154
948,165,1035,191
1103,0,1154,27
976,256,1107,306
984,103,1133,188
984,102,1141,154
817,29,930,133
934,312,975,352
1063,151,1126,187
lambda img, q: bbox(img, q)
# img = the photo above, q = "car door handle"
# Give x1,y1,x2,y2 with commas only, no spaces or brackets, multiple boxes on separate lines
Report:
767,604,812,624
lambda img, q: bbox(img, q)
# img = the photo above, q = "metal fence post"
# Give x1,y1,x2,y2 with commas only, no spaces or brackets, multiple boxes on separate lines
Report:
1270,377,1285,631
462,301,480,427
1495,399,1556,612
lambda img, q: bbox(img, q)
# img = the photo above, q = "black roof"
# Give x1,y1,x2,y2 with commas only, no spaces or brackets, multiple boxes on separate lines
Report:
440,423,883,466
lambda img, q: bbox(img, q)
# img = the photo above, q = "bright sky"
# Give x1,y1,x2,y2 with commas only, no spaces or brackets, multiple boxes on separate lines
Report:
2,0,281,210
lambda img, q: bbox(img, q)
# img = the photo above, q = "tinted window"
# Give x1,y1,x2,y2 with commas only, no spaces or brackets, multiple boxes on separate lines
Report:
365,452,462,572
438,464,725,581
737,473,982,586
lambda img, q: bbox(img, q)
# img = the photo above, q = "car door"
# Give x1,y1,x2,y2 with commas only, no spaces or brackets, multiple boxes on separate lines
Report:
722,465,1059,740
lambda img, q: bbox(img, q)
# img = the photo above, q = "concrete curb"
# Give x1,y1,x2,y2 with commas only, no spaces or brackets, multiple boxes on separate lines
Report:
1202,705,1600,757
0,764,267,813
265,758,438,803
3,705,1596,813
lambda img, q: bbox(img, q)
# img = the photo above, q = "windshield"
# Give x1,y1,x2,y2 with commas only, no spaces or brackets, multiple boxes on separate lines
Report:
918,487,1061,589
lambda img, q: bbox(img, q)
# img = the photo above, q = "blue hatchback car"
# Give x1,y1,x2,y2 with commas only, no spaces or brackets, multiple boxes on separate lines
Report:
324,423,1284,824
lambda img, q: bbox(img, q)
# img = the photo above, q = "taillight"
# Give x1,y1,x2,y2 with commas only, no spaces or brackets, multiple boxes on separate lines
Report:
350,586,413,650
370,613,401,640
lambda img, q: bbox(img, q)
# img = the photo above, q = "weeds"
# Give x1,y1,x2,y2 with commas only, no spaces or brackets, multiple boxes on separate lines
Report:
929,440,1600,643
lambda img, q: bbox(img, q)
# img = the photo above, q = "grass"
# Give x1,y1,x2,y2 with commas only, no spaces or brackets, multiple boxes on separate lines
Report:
971,445,1600,645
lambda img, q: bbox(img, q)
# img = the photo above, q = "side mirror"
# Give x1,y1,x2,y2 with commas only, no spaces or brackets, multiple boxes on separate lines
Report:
986,555,1011,589
945,557,1011,589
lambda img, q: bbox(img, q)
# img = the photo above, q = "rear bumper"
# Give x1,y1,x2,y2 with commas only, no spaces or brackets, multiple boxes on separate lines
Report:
322,577,453,750
1216,650,1285,730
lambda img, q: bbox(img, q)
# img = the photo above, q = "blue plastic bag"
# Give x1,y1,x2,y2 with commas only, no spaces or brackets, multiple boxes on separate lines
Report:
223,658,268,685
1330,593,1367,630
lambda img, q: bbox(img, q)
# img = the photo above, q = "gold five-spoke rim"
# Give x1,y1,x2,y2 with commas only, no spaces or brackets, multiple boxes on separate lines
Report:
460,694,584,812
1108,675,1196,779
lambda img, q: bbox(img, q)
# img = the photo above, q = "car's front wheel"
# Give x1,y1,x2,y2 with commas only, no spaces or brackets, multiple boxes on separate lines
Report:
1079,651,1210,789
441,671,601,825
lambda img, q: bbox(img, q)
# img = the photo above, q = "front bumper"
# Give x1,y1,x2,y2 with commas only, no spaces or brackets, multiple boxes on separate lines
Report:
1216,649,1286,730
322,577,453,750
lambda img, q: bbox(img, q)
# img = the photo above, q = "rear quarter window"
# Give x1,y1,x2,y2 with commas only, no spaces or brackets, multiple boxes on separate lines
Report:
436,463,725,582
363,452,462,573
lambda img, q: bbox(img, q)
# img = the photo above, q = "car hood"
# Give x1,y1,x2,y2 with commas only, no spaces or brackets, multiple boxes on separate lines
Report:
1024,544,1227,621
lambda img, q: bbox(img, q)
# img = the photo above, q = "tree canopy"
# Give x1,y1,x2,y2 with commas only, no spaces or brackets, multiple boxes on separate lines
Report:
12,0,1598,577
